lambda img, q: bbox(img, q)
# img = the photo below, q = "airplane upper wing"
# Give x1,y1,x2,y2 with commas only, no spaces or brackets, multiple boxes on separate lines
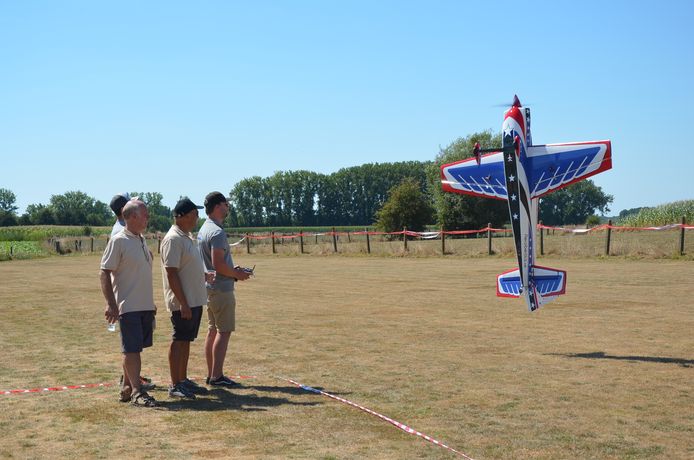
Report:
440,152,507,200
526,140,612,199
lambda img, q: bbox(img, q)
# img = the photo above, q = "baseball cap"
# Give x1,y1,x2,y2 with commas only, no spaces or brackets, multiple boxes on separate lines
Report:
109,192,131,215
173,198,203,217
204,191,228,213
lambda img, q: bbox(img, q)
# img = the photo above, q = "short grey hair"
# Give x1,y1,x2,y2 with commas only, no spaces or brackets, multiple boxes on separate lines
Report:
122,200,145,219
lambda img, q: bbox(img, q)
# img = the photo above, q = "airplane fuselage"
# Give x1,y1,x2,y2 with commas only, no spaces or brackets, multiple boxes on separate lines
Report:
501,105,540,310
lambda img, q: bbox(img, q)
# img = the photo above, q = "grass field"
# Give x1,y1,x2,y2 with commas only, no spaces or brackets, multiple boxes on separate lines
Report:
0,254,692,459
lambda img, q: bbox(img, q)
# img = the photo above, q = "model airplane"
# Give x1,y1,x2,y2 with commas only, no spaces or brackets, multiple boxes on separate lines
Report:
440,95,612,311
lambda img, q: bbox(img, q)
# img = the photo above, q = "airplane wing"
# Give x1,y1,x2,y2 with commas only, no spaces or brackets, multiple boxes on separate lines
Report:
526,140,612,199
440,152,507,200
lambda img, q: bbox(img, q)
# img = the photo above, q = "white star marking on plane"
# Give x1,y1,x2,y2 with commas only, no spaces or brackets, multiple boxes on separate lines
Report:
503,127,512,136
513,213,519,220
507,154,512,162
509,175,515,182
511,194,517,201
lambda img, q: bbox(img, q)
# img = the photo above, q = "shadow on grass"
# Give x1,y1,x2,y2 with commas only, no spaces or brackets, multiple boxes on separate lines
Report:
246,385,352,397
548,351,693,368
156,386,323,412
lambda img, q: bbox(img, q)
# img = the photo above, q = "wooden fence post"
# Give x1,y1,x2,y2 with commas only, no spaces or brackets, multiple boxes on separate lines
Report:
441,226,446,255
157,235,161,254
90,237,94,253
271,231,276,254
365,228,371,254
332,227,337,253
605,219,612,256
487,222,492,255
300,230,304,254
347,232,351,243
680,216,686,256
539,221,544,256
246,233,251,254
403,227,408,251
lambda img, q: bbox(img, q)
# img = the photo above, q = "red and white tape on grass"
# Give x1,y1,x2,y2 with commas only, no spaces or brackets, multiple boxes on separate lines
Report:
279,377,475,459
2,382,114,395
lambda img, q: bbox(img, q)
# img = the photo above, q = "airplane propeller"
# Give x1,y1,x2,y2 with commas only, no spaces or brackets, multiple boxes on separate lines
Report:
492,95,533,108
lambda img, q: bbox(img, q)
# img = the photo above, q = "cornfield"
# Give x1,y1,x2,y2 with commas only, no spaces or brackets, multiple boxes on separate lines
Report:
617,200,693,227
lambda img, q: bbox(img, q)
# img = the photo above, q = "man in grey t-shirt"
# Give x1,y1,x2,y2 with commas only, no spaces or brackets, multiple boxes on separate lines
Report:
197,191,250,387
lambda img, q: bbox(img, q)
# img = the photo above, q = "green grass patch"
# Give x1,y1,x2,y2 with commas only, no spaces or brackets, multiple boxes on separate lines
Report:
0,225,111,241
0,241,49,261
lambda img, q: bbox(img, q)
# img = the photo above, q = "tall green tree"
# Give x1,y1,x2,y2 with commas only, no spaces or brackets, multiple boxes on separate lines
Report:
0,188,19,226
375,178,433,233
21,203,56,225
49,191,111,226
231,177,266,227
539,180,613,225
428,131,508,230
130,191,171,232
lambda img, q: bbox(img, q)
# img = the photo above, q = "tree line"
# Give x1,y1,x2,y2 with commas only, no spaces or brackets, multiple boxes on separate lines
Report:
0,131,614,232
228,161,430,228
0,190,174,232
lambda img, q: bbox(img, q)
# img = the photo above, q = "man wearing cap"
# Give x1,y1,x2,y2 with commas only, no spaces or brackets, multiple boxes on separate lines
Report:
100,199,158,407
160,198,209,399
197,191,250,387
109,193,130,237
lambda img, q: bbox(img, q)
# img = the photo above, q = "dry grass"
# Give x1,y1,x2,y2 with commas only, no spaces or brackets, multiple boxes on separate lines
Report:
0,254,692,459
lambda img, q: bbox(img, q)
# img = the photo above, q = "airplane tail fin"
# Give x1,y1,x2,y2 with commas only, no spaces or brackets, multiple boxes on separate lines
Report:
497,265,567,310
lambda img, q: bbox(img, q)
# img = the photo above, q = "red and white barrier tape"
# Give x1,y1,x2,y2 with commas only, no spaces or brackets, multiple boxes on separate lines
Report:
4,374,474,457
2,382,114,395
279,376,475,459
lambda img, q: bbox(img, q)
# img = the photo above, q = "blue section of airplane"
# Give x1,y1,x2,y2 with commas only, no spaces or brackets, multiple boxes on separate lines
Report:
497,266,566,298
444,154,507,199
528,146,601,196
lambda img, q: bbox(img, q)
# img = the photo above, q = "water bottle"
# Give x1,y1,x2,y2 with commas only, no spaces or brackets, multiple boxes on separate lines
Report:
107,321,117,332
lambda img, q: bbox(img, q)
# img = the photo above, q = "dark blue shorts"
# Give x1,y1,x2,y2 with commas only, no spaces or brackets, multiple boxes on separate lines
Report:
119,310,155,353
170,306,203,342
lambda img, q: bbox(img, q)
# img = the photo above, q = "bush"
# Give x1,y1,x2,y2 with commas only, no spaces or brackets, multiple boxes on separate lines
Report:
585,215,601,227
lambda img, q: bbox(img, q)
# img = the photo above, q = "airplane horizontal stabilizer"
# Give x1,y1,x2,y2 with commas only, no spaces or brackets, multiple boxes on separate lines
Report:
496,265,567,299
497,269,522,297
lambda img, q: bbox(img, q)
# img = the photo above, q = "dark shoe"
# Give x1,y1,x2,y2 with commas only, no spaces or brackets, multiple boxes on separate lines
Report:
131,391,158,407
168,383,196,399
181,378,209,395
208,375,241,387
140,376,156,392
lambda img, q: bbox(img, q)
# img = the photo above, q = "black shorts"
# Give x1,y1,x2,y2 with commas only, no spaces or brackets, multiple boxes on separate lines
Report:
119,310,155,353
170,306,203,342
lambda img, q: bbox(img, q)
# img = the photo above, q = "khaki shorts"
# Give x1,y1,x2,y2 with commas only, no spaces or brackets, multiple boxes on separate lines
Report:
206,289,236,333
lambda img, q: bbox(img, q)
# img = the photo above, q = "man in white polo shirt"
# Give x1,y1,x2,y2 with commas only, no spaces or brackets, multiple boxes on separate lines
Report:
160,198,209,399
100,199,158,408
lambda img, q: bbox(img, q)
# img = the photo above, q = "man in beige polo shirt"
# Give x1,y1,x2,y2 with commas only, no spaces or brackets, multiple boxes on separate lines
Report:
160,198,210,399
100,200,158,408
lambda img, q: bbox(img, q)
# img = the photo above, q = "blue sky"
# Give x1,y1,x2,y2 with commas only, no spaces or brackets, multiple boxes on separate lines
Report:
2,1,692,216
